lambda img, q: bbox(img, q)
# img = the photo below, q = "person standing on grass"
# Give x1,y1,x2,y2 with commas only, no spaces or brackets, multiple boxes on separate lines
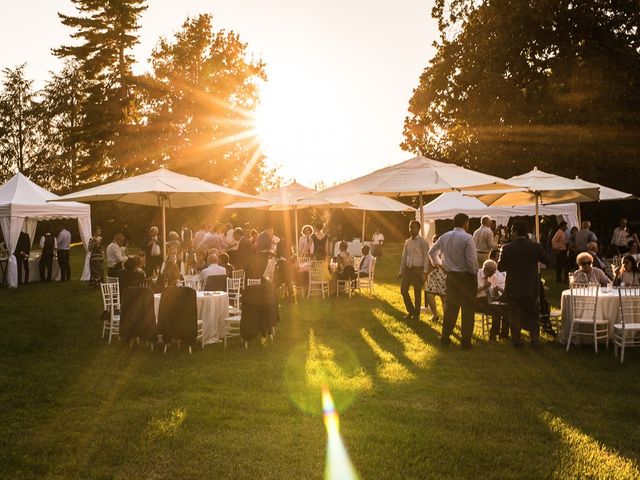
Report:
498,221,550,350
398,220,430,321
429,213,478,349
551,221,569,283
106,233,128,279
39,226,57,282
14,230,31,285
473,215,496,267
56,225,72,281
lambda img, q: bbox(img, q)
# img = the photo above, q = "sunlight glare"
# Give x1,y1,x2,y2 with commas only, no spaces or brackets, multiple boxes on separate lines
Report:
322,385,359,480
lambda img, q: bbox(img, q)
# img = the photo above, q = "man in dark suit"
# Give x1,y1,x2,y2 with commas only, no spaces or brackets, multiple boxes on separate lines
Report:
232,227,253,274
498,221,550,349
14,231,31,284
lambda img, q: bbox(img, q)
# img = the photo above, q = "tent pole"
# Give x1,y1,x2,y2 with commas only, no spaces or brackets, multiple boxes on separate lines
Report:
419,192,424,237
161,197,167,260
576,203,582,226
362,210,366,242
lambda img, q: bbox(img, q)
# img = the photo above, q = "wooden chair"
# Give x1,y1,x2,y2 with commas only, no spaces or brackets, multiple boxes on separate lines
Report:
565,283,609,353
614,286,640,363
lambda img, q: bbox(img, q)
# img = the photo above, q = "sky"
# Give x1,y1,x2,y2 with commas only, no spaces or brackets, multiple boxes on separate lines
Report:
0,0,438,188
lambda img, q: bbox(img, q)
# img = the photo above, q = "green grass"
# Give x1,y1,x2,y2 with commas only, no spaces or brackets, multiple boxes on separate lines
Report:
1,245,639,479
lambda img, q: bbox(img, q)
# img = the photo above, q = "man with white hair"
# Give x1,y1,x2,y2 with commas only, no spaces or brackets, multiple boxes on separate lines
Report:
198,253,226,282
476,259,508,341
473,215,496,266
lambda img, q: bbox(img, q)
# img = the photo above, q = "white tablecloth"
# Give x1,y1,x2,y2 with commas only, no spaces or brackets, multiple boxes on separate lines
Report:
333,241,371,257
154,291,229,345
28,257,61,282
560,288,620,343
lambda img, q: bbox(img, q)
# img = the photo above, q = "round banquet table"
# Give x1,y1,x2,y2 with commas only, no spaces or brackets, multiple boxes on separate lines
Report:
560,288,620,344
28,257,61,282
154,290,229,345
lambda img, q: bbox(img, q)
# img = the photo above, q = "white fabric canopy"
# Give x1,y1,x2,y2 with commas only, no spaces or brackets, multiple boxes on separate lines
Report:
55,167,258,258
417,192,578,243
0,173,92,287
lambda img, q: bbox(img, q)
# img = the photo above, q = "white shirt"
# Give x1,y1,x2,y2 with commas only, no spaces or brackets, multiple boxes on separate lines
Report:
612,227,630,247
359,254,373,275
477,269,506,298
106,241,127,267
372,232,385,245
192,229,206,250
56,229,72,250
199,263,227,282
473,226,495,253
298,235,313,256
225,229,238,251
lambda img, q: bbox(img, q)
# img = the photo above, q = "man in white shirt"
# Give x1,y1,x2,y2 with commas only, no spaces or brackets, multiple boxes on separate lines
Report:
398,220,431,321
192,224,207,250
298,225,314,257
225,223,238,251
475,259,508,341
56,226,72,281
199,253,227,282
106,232,128,278
358,245,373,276
429,213,478,349
372,228,385,257
611,218,630,254
473,215,496,266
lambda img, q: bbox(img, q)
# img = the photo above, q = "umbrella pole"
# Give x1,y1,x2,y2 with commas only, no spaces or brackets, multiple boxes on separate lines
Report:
161,198,167,260
419,192,424,237
362,210,366,242
294,206,299,258
576,203,582,226
535,193,540,242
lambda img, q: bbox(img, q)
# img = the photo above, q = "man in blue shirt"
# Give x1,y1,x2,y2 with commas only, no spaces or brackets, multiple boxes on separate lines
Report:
429,213,478,349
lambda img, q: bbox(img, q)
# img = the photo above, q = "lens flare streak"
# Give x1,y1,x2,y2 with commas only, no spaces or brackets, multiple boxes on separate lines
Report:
322,385,359,480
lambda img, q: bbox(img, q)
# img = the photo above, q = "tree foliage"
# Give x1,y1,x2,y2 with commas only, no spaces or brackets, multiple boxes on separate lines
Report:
53,0,148,182
403,0,640,192
0,65,41,183
140,14,270,192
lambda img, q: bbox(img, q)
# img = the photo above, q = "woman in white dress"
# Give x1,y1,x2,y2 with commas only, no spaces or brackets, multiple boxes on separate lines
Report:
424,234,446,322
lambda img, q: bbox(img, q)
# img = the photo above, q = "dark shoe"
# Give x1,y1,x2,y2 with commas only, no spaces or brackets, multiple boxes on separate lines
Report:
499,333,509,340
439,337,451,348
403,313,414,320
412,313,421,321
461,342,473,350
430,315,440,323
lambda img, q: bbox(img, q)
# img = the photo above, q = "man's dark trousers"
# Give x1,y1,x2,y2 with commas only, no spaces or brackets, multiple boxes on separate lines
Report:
555,250,568,283
508,296,539,346
17,255,29,284
442,271,476,346
39,255,53,281
58,249,70,281
400,267,424,316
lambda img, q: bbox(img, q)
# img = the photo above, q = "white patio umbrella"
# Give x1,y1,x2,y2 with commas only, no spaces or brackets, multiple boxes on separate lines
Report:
52,168,259,258
225,181,318,255
470,167,601,240
298,192,415,240
314,156,517,235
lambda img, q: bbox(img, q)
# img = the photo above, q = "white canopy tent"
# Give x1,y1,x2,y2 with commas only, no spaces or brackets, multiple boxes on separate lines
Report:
417,192,578,242
0,173,92,287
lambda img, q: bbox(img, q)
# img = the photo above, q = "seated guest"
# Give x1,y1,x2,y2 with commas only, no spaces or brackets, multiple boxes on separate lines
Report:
198,253,227,283
336,241,355,280
613,255,640,286
219,252,234,277
117,256,147,290
358,245,373,277
155,259,183,292
572,252,610,286
627,240,640,263
475,259,508,341
586,242,605,271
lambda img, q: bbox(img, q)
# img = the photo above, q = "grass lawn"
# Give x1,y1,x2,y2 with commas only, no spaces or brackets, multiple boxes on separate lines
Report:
1,244,639,479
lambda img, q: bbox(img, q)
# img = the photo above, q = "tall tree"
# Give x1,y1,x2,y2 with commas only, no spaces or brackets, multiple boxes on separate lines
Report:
140,14,270,192
53,0,147,183
0,64,40,182
403,0,640,193
36,61,89,192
